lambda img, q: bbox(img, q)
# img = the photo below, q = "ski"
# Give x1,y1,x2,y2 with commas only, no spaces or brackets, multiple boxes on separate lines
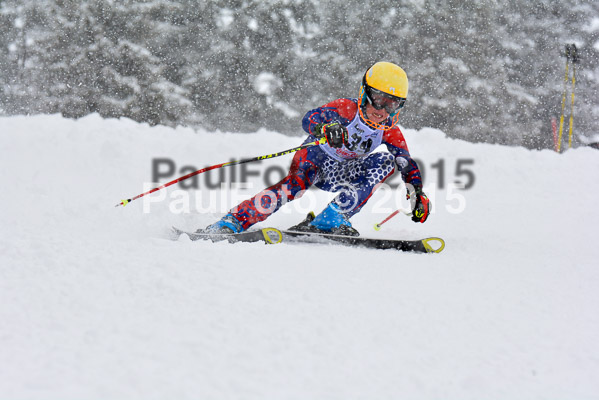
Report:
279,230,445,253
171,226,283,245
170,226,444,253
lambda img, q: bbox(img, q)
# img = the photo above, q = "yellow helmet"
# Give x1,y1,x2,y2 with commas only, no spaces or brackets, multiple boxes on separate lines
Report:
359,62,408,130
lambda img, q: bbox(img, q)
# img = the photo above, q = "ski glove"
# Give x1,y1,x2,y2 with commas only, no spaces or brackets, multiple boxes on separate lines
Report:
408,187,431,223
312,122,348,149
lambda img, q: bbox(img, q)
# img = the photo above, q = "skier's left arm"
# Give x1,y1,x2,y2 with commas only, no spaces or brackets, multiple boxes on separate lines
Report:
383,127,431,223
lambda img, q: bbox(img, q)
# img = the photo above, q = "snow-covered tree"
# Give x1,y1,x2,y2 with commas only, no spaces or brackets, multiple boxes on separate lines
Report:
0,0,597,147
0,0,192,126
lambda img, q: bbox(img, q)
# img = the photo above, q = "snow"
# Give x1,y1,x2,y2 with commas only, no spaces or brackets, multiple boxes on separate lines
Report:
1,114,598,399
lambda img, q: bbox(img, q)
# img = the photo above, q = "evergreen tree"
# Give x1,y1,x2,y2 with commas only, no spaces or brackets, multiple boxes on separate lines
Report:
0,0,191,126
0,0,597,147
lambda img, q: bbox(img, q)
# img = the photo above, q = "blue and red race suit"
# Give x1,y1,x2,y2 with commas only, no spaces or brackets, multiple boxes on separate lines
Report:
230,98,423,230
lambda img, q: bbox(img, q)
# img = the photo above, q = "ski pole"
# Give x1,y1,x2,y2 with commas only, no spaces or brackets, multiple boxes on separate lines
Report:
374,208,412,231
567,49,578,150
115,137,326,207
567,63,576,149
558,43,580,152
557,49,570,153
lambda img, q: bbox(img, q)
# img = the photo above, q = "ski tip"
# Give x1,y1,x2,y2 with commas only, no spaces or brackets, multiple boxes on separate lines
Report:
422,237,445,253
261,227,283,244
169,226,184,241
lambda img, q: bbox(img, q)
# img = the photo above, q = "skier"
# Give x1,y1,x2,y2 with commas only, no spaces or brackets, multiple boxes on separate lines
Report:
200,61,430,235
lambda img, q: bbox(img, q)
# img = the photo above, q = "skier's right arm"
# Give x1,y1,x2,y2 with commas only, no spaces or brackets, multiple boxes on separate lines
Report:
302,98,356,135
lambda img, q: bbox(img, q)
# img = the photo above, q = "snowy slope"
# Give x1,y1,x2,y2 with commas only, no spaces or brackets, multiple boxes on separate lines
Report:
1,114,598,399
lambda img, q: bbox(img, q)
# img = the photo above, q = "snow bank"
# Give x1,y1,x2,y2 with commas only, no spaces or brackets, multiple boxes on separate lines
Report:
1,114,598,399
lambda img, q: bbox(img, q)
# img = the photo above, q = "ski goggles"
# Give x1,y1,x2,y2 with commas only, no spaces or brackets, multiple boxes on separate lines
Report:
364,86,406,114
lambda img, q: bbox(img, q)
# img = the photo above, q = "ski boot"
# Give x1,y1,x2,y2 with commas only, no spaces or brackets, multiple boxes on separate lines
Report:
198,213,244,234
289,203,359,237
